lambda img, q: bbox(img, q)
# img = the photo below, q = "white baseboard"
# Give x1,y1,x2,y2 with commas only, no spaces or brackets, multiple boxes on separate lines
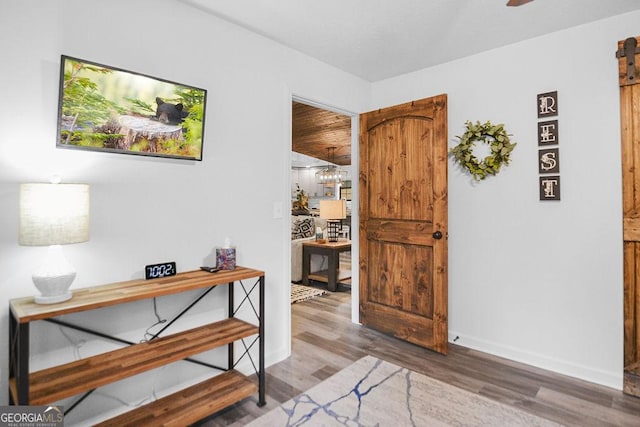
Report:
448,331,622,391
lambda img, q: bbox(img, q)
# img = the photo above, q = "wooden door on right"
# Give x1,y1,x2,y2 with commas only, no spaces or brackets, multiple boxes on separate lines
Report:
618,34,640,397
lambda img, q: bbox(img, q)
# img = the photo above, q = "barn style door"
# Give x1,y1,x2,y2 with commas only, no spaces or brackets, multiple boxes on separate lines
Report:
359,95,448,354
618,35,640,397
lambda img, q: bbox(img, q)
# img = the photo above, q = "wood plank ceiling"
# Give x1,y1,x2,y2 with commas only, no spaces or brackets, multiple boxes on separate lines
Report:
292,102,351,165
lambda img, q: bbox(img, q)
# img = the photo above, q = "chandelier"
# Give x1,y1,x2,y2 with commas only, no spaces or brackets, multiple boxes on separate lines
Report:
316,147,347,184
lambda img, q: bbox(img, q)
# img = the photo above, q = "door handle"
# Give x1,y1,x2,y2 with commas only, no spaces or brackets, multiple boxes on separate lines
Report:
432,231,443,240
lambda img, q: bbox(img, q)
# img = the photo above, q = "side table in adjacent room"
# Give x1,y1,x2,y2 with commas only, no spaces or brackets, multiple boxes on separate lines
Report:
302,239,351,292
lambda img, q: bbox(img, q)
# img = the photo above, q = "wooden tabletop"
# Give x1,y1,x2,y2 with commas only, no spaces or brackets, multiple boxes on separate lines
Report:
10,266,264,323
302,239,351,249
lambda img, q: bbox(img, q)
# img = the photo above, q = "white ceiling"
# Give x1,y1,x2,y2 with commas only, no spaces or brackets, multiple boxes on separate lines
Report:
180,0,640,82
291,151,327,168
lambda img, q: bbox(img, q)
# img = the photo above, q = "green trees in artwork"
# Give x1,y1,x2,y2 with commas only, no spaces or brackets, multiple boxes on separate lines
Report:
175,86,205,157
124,98,155,116
60,61,124,147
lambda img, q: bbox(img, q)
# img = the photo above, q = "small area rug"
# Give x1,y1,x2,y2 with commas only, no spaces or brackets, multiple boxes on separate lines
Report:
291,284,327,304
246,355,561,426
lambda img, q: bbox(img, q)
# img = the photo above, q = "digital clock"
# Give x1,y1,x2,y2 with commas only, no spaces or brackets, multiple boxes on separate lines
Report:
145,262,177,280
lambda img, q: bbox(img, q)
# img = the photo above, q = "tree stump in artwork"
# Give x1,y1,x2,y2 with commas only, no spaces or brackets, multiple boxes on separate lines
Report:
116,115,183,152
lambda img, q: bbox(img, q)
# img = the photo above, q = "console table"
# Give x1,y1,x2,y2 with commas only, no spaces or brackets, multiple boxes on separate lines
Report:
8,267,265,426
302,240,351,291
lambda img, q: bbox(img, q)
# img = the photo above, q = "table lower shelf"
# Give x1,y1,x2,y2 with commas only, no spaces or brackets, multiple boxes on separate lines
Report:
95,370,257,426
308,268,352,285
10,318,258,405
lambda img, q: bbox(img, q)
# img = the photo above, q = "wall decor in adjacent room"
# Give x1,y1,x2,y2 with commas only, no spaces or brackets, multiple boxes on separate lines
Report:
56,55,207,161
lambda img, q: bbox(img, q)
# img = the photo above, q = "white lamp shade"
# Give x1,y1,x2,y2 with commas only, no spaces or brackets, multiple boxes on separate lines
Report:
319,199,346,220
20,183,90,246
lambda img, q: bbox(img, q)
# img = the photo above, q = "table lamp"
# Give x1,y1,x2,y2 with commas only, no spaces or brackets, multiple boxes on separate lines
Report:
19,183,90,304
320,199,346,242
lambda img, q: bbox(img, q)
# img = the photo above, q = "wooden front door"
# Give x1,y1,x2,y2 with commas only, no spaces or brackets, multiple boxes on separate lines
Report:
619,35,640,397
359,95,448,354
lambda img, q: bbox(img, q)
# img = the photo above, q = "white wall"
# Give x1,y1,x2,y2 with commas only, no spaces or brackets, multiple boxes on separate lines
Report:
371,11,639,389
291,167,328,199
0,0,370,422
291,165,353,207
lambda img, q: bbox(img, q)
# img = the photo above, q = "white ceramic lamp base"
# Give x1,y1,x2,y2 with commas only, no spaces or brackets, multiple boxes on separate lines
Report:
32,245,76,304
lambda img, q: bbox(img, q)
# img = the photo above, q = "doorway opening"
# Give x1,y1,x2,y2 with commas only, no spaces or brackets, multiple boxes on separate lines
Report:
289,97,358,320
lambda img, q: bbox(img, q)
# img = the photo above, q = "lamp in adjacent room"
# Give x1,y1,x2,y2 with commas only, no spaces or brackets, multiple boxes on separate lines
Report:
19,182,90,304
320,199,346,242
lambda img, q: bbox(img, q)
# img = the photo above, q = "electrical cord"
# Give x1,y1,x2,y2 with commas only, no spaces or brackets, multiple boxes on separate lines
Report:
141,297,167,342
58,325,86,360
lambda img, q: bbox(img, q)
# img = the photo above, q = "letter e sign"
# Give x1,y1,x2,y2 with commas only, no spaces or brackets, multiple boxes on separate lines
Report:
538,120,559,145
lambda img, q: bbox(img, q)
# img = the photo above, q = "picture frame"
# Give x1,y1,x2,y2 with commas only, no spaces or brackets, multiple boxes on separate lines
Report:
56,55,207,161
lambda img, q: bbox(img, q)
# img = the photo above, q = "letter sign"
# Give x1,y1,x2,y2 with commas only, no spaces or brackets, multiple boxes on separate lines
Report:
537,91,558,118
539,148,560,174
537,91,560,201
538,120,559,145
540,176,561,201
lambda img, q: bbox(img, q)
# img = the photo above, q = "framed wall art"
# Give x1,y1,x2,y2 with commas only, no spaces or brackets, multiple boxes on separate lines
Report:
56,55,207,161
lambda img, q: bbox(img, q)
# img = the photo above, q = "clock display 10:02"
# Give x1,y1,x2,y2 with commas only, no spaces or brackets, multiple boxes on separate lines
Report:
145,262,177,279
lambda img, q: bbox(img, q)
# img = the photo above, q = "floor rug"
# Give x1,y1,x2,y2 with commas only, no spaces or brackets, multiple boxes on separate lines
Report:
291,284,327,304
246,355,561,426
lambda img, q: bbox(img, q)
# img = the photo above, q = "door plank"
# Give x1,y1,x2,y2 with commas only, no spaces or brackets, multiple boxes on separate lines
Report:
624,242,637,367
623,215,640,241
361,301,435,347
364,239,434,317
365,219,436,245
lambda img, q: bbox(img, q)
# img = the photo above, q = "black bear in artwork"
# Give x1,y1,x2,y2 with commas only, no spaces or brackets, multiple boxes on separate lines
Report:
153,97,189,125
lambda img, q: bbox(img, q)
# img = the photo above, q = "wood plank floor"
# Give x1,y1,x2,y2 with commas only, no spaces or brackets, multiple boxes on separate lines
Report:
197,290,640,426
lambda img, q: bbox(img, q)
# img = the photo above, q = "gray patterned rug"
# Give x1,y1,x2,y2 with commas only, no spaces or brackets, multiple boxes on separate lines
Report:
246,356,561,426
291,284,327,304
